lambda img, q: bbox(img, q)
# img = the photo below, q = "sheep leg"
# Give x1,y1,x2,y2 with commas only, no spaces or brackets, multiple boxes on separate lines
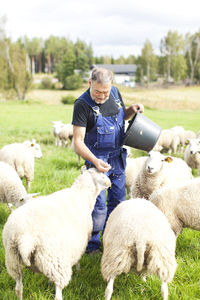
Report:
105,278,114,300
26,180,31,191
161,282,168,300
55,285,63,300
15,275,23,300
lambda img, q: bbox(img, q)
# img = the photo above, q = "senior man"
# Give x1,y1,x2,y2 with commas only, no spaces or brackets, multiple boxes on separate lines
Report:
72,67,144,254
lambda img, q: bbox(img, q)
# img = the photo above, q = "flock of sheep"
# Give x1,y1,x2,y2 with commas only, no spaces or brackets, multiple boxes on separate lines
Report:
0,121,200,300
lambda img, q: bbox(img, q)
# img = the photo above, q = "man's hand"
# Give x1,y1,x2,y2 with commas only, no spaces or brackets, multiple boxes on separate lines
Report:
125,103,144,120
94,158,111,173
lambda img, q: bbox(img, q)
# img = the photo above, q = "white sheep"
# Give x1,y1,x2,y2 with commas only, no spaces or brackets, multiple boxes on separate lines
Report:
52,120,64,146
52,121,73,147
3,168,111,300
0,161,36,209
197,131,200,138
130,150,193,200
58,123,73,147
184,137,200,176
149,177,200,236
101,198,177,300
125,156,147,196
0,139,42,190
178,129,196,152
156,129,180,153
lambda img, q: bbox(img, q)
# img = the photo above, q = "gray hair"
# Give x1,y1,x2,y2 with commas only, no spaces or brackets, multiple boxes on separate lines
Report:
90,68,114,84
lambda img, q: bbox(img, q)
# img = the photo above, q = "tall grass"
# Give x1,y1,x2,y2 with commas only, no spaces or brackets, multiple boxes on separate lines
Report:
0,98,200,299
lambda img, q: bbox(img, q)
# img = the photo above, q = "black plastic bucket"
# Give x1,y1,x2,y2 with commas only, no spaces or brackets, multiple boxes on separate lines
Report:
123,112,161,152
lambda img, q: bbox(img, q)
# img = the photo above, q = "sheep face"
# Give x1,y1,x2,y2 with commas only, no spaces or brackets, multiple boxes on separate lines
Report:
187,138,200,155
87,168,111,190
145,151,172,174
52,121,64,135
32,143,43,159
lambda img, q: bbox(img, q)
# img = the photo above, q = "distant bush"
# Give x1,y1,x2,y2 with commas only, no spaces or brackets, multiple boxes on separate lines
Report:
61,94,76,104
64,74,83,90
40,77,54,89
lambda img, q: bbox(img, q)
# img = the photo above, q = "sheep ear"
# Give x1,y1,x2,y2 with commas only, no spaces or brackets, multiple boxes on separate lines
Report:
165,157,173,163
28,192,41,198
185,139,189,145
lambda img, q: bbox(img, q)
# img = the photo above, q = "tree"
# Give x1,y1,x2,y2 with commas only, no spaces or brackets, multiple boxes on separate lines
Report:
139,39,158,85
55,49,76,88
185,31,200,84
21,36,43,75
160,30,184,82
0,16,32,100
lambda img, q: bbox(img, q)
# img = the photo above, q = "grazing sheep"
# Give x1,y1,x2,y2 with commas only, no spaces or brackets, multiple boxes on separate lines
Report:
101,198,177,300
178,130,196,152
125,156,147,196
130,150,193,200
3,168,111,300
184,138,200,176
58,123,73,147
0,139,42,190
52,120,63,146
156,129,180,153
52,121,73,147
0,161,35,209
197,131,200,138
149,177,200,236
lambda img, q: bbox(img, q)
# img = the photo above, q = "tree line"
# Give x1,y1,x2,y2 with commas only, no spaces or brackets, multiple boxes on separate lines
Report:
0,15,200,100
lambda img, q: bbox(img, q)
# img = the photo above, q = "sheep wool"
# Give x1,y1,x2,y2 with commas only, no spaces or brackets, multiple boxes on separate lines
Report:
130,151,193,200
3,168,111,300
149,177,200,236
101,198,177,300
0,140,42,190
184,138,200,176
125,156,147,196
0,161,29,207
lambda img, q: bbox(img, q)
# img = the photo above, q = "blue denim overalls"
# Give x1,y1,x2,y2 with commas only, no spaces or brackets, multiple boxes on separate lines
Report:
78,86,127,252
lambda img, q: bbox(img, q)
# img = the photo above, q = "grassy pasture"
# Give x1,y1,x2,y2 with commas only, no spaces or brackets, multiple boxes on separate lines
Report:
0,86,200,299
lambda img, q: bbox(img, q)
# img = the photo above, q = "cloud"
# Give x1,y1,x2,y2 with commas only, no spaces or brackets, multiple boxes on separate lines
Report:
1,0,200,58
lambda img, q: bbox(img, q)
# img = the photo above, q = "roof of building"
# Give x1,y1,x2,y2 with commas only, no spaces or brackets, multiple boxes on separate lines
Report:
91,64,137,74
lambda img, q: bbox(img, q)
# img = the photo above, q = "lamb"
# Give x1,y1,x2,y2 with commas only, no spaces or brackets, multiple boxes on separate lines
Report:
149,177,200,236
101,198,177,300
3,168,111,300
184,137,200,176
130,150,193,200
0,161,36,209
0,139,42,190
125,156,147,196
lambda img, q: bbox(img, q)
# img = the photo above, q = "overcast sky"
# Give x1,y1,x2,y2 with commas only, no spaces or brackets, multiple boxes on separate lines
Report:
1,0,200,58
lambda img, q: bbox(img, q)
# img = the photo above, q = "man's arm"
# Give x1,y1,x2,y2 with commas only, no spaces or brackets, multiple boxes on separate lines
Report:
124,103,144,120
73,125,111,173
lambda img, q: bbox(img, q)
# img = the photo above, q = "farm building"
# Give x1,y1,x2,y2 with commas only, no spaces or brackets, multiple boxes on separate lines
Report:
90,64,137,87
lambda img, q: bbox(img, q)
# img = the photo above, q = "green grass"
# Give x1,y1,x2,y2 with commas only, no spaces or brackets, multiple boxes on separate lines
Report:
0,96,200,299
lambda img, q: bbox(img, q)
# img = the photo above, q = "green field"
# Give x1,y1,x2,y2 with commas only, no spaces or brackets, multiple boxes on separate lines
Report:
0,89,200,299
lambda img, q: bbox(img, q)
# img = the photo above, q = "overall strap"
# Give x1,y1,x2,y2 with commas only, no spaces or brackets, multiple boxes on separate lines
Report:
110,86,122,108
78,91,101,115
